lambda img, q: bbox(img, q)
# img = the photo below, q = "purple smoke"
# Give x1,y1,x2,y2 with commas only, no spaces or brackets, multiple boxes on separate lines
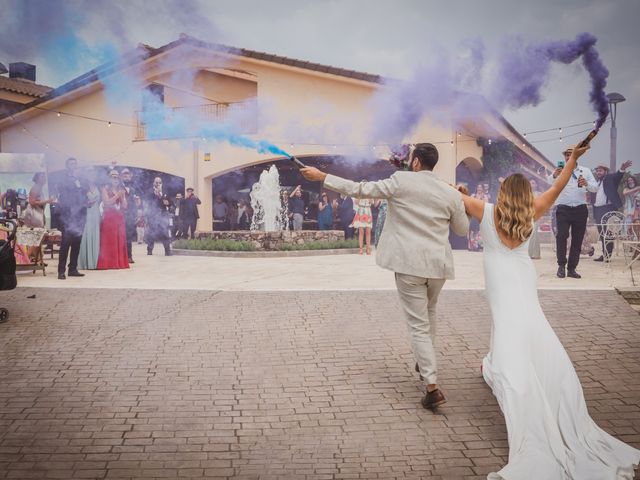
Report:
370,33,610,145
492,32,609,129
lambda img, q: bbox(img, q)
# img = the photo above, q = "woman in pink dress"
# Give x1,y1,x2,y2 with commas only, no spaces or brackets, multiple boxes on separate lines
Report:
96,170,129,270
351,198,373,255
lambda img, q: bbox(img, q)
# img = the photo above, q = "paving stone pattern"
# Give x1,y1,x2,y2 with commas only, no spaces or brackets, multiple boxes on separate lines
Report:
0,289,638,479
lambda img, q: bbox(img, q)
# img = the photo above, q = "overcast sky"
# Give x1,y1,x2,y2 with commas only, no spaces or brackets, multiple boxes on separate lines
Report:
1,0,638,170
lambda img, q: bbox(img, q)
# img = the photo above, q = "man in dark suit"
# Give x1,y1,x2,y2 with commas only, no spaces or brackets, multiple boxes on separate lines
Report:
337,193,355,239
592,160,632,261
56,157,87,279
145,177,172,256
181,188,201,239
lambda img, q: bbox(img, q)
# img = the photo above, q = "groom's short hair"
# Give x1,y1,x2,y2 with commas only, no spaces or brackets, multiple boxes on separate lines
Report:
412,143,439,171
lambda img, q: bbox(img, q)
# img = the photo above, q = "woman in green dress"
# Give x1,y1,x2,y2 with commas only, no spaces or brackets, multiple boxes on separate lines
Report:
78,170,101,270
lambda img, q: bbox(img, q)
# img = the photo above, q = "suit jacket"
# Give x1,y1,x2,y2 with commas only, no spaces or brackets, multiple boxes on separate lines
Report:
56,173,87,236
591,170,624,209
181,195,201,220
337,196,354,223
323,170,469,279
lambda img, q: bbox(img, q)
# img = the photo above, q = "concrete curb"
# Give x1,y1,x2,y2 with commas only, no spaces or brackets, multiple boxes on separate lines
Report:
172,248,361,258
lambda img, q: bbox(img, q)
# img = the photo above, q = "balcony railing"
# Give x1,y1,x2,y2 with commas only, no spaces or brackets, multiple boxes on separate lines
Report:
134,100,258,141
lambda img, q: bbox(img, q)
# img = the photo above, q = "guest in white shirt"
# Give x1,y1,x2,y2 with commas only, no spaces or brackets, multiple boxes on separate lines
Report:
548,147,597,278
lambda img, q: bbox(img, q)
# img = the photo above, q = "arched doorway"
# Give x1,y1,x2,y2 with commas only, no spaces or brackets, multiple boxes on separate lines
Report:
211,155,396,230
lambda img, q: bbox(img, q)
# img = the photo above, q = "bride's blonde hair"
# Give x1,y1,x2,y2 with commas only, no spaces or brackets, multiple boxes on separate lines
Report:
495,174,535,242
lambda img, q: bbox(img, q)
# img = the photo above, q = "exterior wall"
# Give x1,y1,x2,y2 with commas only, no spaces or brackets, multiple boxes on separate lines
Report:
0,45,487,230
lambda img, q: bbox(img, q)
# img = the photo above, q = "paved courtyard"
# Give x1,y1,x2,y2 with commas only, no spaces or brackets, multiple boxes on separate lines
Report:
1,288,638,479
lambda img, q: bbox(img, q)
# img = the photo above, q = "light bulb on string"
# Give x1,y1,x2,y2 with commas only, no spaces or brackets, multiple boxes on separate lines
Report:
559,127,562,133
57,112,61,117
108,122,112,127
450,140,454,146
559,137,563,142
488,139,492,146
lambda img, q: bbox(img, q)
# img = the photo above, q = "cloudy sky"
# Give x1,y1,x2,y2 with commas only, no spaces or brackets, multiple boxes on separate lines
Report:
1,0,638,169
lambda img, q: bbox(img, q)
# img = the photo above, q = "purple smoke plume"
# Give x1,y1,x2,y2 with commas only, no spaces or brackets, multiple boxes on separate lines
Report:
491,32,609,129
370,33,610,145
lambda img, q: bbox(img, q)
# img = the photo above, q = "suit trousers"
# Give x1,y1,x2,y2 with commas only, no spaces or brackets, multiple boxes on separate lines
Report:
555,204,588,270
58,231,82,275
394,273,446,385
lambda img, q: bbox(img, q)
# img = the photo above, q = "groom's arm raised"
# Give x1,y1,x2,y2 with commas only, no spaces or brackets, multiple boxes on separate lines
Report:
301,167,399,199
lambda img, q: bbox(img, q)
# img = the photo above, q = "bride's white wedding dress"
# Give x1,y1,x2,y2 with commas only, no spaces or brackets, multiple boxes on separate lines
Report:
480,203,640,480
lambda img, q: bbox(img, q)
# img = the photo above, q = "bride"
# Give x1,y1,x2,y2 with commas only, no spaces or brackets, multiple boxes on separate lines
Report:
460,144,639,479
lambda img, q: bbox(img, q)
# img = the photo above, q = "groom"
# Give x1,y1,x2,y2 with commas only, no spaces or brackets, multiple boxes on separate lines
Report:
301,143,469,409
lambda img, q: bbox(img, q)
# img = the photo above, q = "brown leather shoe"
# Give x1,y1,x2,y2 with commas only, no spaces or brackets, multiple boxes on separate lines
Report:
421,388,447,409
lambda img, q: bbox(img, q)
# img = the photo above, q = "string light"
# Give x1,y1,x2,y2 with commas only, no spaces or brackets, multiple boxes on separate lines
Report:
450,140,454,146
108,121,112,127
57,112,61,117
488,139,492,145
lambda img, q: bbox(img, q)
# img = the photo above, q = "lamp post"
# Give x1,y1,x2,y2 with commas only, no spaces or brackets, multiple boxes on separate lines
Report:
606,92,626,171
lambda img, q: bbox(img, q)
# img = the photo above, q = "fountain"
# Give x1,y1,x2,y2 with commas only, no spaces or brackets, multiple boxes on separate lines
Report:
189,164,347,252
249,165,287,232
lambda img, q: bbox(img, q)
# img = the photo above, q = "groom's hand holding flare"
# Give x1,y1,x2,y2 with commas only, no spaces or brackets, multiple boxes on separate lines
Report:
301,167,327,182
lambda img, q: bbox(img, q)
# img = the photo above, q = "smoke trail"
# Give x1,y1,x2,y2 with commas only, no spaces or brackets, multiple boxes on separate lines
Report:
0,0,220,84
369,33,610,145
491,32,609,128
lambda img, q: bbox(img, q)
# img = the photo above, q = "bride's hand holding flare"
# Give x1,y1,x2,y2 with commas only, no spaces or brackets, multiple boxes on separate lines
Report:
301,167,327,182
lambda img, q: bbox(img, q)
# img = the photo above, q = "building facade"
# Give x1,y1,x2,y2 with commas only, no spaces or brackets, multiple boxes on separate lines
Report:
0,35,553,230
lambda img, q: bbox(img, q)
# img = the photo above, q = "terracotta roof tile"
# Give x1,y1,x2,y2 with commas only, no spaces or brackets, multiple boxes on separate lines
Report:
0,76,52,97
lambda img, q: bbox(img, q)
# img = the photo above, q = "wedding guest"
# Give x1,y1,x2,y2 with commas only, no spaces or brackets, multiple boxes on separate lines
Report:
623,175,640,232
96,170,129,270
145,177,171,256
181,188,201,238
352,198,373,254
317,192,333,230
373,199,387,247
213,194,229,231
288,186,305,231
468,184,488,251
591,160,632,261
24,172,53,263
135,196,145,244
77,169,101,270
228,198,239,230
548,147,597,278
56,157,88,280
172,192,184,238
337,193,355,239
120,168,138,263
528,178,542,259
237,199,252,230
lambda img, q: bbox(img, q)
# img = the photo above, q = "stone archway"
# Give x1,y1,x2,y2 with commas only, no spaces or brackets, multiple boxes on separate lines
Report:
207,155,395,231
455,156,483,188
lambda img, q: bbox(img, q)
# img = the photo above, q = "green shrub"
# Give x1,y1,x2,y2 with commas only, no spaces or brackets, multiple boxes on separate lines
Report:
173,238,256,251
172,238,359,251
277,239,359,251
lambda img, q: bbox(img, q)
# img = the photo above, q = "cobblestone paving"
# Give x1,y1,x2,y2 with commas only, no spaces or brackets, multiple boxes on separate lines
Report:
0,289,638,479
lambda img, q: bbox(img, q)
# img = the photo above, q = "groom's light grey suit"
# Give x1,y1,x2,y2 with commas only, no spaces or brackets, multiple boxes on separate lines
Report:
323,170,469,384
